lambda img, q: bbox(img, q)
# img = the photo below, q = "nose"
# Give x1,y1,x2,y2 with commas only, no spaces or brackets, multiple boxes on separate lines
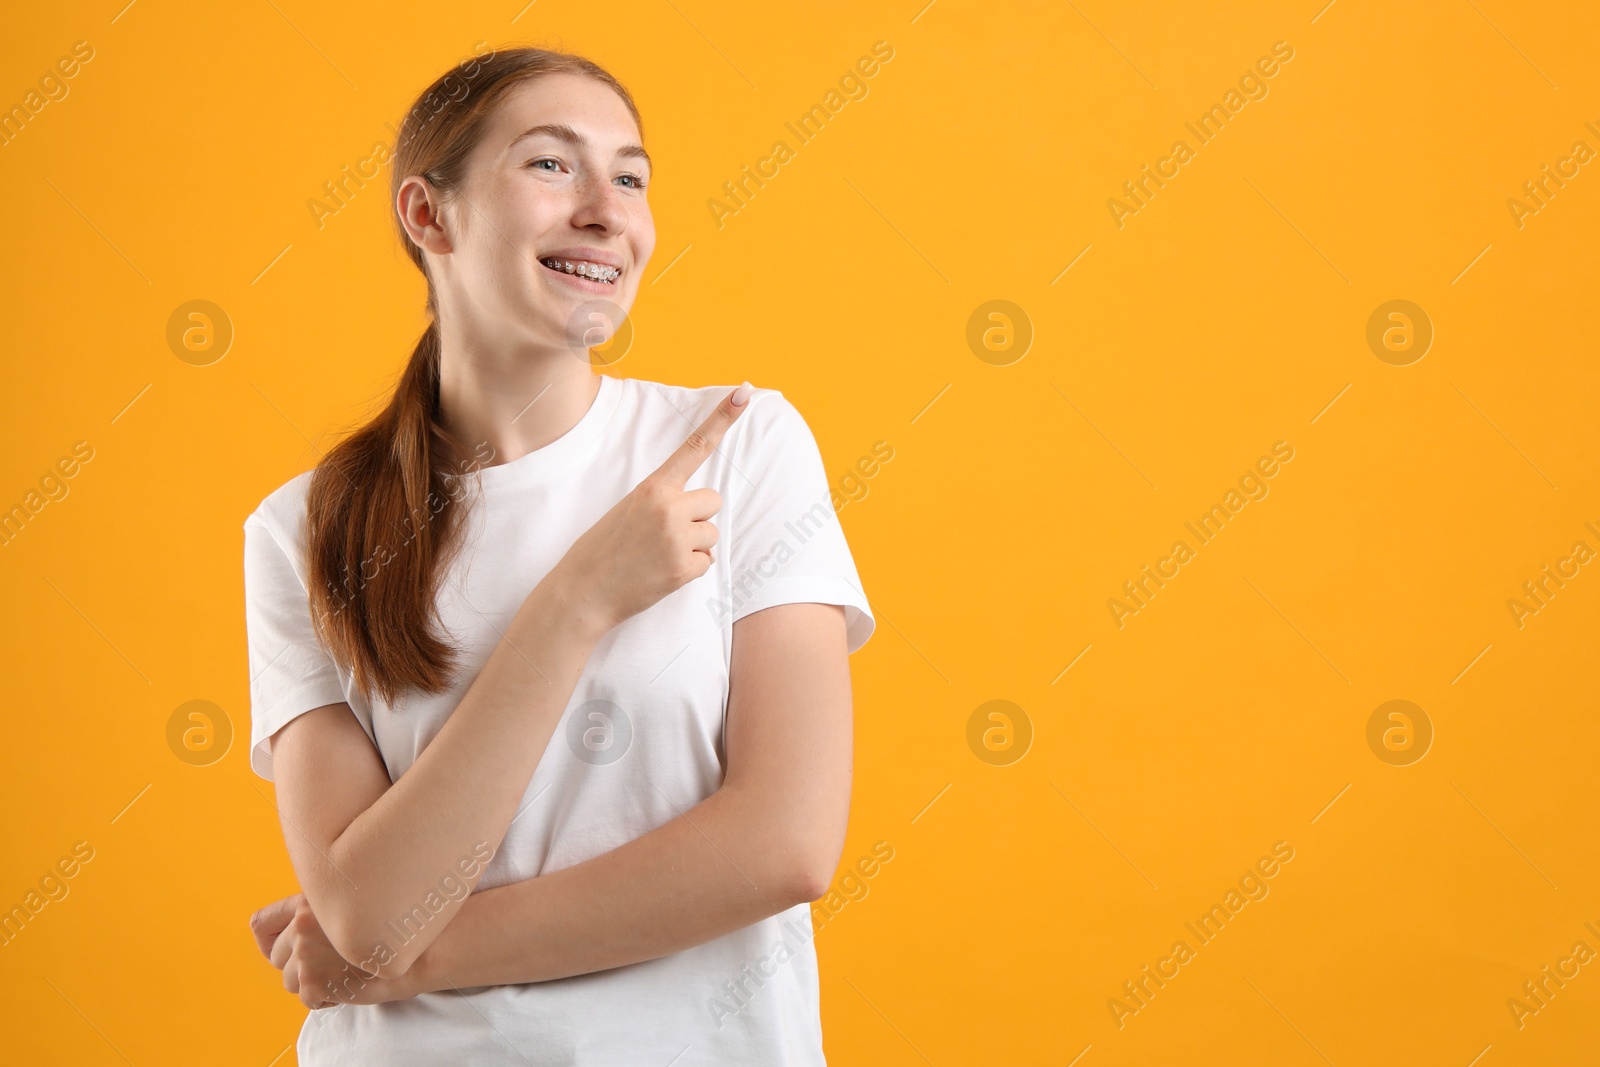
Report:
571,172,628,235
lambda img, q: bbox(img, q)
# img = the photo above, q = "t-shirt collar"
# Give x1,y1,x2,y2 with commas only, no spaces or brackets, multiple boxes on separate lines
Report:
470,373,622,490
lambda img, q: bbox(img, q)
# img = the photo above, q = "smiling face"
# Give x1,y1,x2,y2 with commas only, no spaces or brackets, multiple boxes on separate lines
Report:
412,72,655,356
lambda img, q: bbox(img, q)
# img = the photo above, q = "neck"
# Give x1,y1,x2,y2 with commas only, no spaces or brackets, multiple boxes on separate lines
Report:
435,322,601,471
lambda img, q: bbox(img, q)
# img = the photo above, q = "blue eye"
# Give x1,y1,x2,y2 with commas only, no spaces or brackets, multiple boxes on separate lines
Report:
528,158,560,171
617,174,647,189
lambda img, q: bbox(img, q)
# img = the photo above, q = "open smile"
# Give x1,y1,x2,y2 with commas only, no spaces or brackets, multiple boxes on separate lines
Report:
539,257,621,288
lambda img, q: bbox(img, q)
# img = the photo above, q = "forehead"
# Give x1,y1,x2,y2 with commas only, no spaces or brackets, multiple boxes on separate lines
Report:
483,72,641,152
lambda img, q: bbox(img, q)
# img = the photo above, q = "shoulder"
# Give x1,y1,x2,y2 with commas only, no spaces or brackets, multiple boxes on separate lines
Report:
243,468,315,546
618,375,811,450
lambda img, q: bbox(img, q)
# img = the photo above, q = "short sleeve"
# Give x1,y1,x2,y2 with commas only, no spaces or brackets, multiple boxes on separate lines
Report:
723,391,875,654
243,513,356,780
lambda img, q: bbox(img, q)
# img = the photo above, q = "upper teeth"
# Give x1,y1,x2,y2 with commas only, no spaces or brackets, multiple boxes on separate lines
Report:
543,258,620,283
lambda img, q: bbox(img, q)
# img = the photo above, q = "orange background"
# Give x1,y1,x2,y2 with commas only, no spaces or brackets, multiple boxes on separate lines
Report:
3,1,1598,1063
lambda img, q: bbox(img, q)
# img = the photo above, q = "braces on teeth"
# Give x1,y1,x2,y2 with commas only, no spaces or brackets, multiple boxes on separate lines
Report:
542,258,620,283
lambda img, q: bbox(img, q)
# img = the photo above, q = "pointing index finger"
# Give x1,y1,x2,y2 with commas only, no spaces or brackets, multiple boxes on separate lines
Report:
653,381,753,488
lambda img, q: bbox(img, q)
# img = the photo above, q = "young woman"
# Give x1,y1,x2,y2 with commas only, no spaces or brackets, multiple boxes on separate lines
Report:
241,46,874,1065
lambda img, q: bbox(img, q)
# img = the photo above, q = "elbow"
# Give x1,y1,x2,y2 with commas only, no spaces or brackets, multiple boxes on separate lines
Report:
323,909,418,981
770,808,849,908
786,866,831,908
782,841,842,907
728,784,847,908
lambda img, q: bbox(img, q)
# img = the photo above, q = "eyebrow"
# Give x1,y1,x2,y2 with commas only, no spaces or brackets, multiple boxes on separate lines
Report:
509,122,652,170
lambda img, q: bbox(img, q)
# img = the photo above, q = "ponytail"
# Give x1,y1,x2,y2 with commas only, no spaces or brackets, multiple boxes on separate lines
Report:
305,318,475,706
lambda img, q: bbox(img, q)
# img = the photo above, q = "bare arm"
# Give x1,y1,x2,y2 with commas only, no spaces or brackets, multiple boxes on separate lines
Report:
395,601,854,990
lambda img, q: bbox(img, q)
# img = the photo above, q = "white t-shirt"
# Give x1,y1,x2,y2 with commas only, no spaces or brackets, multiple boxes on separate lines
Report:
242,373,874,1066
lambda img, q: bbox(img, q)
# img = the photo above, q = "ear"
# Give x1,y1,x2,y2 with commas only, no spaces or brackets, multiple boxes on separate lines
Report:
396,175,454,255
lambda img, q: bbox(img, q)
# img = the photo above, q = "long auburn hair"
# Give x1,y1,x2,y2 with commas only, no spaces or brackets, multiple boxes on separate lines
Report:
304,46,643,706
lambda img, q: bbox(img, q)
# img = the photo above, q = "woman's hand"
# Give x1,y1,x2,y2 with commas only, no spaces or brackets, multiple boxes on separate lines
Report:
250,893,420,1009
553,383,751,633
